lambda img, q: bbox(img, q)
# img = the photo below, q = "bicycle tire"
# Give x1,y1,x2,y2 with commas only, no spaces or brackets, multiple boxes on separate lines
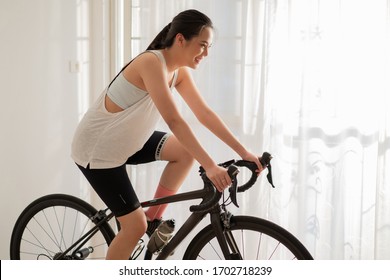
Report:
183,215,313,260
10,194,115,260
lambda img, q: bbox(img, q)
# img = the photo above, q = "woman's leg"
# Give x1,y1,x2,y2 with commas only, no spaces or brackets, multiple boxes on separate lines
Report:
159,135,195,191
76,164,145,259
106,207,147,260
125,131,195,220
145,135,195,220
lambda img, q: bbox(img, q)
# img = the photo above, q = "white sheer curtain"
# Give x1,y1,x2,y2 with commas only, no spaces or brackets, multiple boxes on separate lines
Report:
127,0,390,259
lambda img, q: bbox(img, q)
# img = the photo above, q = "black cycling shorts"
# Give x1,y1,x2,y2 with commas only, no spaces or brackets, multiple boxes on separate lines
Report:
76,131,170,217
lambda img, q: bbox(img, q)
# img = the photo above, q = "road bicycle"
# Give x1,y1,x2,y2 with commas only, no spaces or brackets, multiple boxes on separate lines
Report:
10,152,313,260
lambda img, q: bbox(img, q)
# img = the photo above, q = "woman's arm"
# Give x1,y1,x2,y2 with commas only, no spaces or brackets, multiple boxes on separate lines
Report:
175,67,263,172
137,53,232,191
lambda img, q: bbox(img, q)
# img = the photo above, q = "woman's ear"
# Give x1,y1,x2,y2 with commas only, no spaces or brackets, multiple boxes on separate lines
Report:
175,33,185,47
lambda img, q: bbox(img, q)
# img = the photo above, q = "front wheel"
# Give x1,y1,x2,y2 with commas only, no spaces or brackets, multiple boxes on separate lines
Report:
10,194,115,260
183,215,313,260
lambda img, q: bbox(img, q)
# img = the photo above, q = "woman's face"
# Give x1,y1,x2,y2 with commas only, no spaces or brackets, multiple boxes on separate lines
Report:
182,27,213,69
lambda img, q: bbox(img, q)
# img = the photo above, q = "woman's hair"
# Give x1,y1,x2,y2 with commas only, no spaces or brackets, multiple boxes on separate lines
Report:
147,9,213,50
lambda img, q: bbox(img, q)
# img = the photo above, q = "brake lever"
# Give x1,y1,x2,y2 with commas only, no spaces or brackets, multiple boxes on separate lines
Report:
266,163,275,188
260,152,275,188
227,165,239,208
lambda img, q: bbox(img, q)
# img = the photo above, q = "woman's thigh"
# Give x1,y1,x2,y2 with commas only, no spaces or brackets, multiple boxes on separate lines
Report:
126,131,170,164
159,134,193,162
77,164,140,217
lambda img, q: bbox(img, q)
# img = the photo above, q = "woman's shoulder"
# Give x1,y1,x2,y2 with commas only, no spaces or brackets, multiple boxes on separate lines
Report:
133,50,163,64
123,51,163,73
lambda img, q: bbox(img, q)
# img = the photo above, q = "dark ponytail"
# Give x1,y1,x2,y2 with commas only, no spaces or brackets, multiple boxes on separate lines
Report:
147,23,172,50
147,9,213,50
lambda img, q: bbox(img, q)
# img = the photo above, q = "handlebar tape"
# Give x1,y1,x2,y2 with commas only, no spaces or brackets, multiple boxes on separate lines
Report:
189,165,238,213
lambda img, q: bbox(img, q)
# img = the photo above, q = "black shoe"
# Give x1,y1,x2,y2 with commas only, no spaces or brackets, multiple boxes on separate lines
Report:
146,219,162,237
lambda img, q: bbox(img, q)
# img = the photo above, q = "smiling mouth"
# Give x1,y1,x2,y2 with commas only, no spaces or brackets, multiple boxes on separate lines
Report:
195,57,202,64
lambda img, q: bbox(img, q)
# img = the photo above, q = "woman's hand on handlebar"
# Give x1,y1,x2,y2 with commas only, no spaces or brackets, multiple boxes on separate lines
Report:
203,151,264,192
205,164,232,192
240,151,265,176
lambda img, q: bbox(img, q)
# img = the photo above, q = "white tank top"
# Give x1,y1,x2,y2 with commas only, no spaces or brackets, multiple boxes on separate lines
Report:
107,50,178,109
71,50,178,168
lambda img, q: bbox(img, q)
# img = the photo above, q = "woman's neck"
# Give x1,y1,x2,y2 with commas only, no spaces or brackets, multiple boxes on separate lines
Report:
161,48,184,72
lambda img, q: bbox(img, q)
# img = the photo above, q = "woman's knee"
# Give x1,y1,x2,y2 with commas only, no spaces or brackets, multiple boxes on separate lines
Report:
117,208,147,237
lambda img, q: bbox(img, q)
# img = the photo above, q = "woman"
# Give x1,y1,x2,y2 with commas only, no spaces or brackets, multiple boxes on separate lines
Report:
71,9,263,259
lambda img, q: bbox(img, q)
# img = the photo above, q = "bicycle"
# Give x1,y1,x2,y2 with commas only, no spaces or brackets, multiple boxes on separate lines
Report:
10,152,313,260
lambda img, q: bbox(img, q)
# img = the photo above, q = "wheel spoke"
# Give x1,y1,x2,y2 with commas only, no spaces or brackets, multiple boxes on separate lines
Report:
256,232,262,259
240,229,245,259
268,242,280,260
25,225,54,259
42,209,61,249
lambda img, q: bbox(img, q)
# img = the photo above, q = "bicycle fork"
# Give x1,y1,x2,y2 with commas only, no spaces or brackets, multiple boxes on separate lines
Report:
210,210,243,260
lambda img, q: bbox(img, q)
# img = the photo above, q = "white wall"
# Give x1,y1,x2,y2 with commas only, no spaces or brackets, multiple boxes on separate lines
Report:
0,0,88,259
